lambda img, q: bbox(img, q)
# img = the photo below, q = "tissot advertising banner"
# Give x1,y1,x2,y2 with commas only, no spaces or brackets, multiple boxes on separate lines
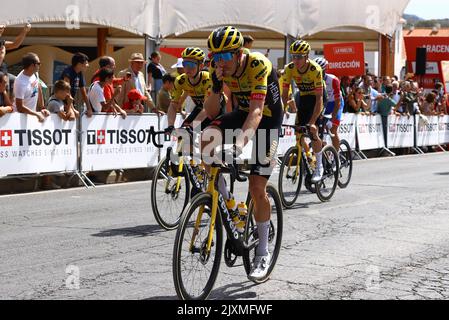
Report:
80,114,160,171
356,114,385,150
0,114,77,177
387,115,415,148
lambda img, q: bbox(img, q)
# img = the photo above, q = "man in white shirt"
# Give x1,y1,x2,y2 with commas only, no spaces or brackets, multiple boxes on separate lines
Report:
88,68,127,118
14,53,49,122
117,53,154,113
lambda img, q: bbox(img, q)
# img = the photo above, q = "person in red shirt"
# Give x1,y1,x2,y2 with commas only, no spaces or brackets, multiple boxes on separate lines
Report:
122,89,146,114
91,56,131,108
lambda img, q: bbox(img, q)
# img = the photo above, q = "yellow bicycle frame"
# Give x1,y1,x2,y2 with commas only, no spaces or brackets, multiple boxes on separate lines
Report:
164,137,185,193
190,167,220,254
287,132,305,179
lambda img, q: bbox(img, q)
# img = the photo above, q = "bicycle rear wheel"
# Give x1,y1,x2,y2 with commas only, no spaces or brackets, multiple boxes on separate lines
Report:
172,193,223,300
338,140,353,189
278,147,303,208
316,145,340,202
242,184,283,284
151,157,190,230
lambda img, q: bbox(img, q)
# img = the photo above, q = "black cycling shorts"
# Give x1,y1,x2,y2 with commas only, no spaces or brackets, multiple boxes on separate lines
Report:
294,93,325,127
209,109,282,180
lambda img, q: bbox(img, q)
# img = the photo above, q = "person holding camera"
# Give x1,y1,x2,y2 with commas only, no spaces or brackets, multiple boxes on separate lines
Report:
359,75,384,114
347,87,368,114
394,81,420,116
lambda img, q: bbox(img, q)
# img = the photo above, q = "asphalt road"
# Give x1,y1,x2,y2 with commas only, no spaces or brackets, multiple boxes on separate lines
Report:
1,152,449,300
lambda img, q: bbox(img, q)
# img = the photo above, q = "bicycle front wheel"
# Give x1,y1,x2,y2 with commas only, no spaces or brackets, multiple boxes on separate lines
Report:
151,157,190,230
278,147,303,208
243,184,283,284
173,193,223,300
338,140,353,189
316,145,340,202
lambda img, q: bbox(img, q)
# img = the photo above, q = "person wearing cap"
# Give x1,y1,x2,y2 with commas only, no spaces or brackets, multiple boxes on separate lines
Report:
117,53,154,113
171,58,185,78
122,89,146,114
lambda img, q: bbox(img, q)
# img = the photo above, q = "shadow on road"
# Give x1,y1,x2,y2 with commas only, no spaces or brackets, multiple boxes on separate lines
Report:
435,172,449,176
91,224,166,238
209,281,259,300
144,295,178,300
285,201,323,211
145,281,258,301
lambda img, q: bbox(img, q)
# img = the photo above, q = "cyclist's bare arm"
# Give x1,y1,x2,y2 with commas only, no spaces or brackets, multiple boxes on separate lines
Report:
332,99,341,122
204,92,222,120
167,101,179,127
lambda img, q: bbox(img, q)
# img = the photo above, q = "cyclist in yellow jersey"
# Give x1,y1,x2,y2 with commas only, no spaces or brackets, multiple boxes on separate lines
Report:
203,26,283,281
282,40,325,183
167,47,223,130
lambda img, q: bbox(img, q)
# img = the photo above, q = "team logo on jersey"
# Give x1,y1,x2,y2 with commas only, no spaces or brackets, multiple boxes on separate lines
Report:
178,76,186,86
251,60,261,69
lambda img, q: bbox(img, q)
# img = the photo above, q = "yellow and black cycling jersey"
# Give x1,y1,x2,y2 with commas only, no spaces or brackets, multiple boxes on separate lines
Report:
209,52,282,118
283,59,324,97
171,71,212,107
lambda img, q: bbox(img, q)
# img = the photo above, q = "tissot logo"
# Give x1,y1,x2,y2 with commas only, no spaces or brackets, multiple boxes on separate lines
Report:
86,129,155,145
97,130,106,145
0,130,13,147
0,129,72,147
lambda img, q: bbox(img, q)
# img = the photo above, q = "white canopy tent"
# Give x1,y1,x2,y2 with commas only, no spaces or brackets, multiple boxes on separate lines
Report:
1,0,410,38
1,0,410,78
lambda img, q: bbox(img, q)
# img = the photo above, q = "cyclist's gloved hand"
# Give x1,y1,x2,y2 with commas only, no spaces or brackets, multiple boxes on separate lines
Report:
212,71,223,94
165,125,175,134
229,145,243,159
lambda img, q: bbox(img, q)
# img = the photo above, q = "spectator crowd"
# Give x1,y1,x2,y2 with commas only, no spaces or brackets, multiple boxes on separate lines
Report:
1,23,448,189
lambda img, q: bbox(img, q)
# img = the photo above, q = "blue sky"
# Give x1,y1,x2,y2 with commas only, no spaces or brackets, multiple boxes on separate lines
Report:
404,0,449,19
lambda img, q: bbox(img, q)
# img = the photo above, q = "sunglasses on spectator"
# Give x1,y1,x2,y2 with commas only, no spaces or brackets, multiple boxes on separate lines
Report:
182,61,199,69
291,54,306,60
213,52,234,62
34,62,41,65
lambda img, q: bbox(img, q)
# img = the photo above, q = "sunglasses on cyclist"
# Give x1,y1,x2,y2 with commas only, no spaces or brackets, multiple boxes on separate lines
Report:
213,52,234,62
182,61,199,69
291,54,307,60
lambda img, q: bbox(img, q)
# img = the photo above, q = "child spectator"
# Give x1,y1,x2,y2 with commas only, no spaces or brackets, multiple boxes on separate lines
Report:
47,80,79,121
122,89,145,114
